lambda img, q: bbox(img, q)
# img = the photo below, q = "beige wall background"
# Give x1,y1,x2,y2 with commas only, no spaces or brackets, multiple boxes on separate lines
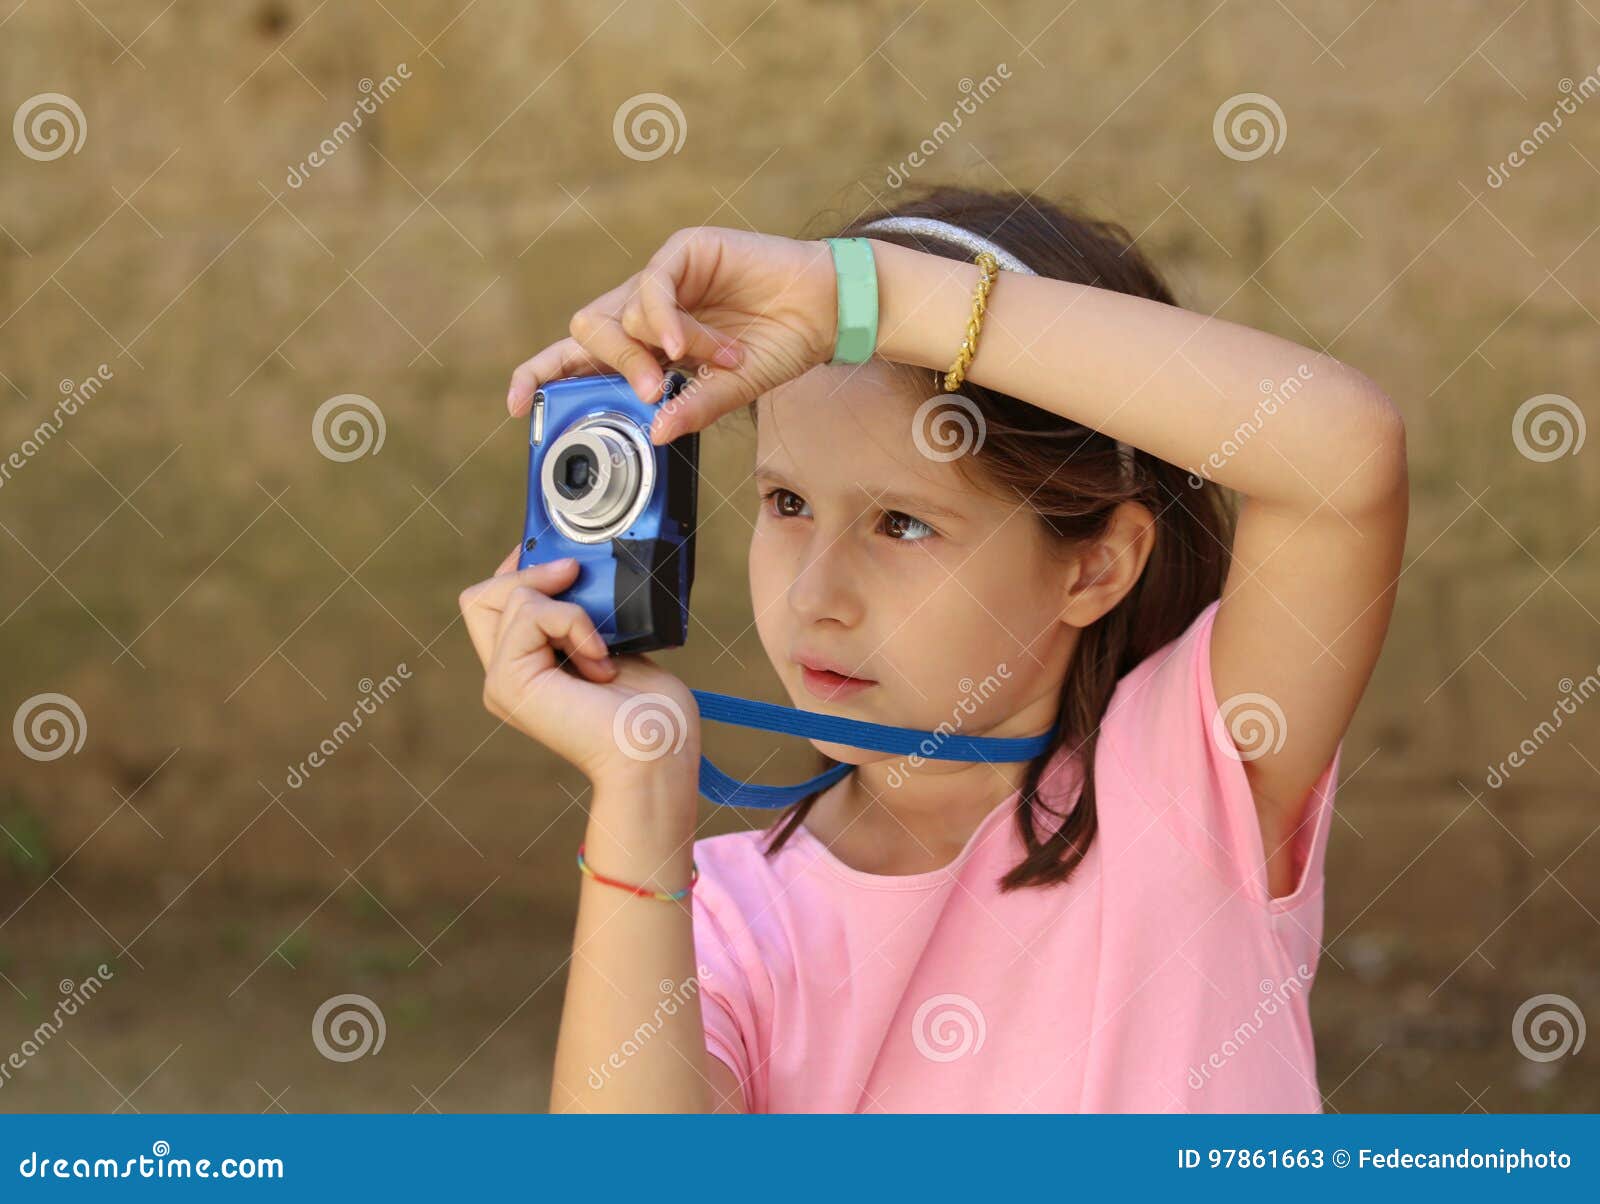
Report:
1,0,1596,1111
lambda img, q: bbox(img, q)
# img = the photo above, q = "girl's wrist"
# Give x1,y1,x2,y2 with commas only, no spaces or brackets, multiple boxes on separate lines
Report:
804,237,845,367
580,788,698,898
589,766,700,839
865,237,985,375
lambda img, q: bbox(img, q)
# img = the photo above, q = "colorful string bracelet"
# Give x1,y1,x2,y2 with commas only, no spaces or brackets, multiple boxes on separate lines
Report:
576,841,698,903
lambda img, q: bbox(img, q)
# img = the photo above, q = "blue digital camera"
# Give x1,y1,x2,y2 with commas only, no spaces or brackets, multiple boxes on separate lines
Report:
517,370,698,654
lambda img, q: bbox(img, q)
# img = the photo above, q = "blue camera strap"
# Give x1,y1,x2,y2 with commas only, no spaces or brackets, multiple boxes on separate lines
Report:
687,689,1058,809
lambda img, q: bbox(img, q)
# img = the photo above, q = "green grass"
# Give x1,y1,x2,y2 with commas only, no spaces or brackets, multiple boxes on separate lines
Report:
0,790,51,880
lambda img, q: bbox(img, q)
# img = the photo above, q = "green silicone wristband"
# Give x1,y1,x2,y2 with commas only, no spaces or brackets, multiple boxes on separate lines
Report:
825,237,878,364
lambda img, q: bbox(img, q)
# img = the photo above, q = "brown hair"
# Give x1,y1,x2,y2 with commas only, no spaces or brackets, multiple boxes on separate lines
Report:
751,184,1235,891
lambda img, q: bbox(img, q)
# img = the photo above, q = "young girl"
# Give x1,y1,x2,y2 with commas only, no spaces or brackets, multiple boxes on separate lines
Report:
459,185,1407,1113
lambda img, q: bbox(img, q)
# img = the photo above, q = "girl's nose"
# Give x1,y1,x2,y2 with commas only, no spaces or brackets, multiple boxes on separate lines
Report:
787,534,864,629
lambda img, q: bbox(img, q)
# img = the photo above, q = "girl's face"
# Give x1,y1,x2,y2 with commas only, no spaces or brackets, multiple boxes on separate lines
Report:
748,362,1082,765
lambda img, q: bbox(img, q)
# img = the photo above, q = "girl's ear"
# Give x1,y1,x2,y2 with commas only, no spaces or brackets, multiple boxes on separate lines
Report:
1059,501,1157,628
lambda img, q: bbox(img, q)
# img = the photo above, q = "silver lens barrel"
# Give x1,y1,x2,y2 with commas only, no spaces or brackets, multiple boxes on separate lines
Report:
540,412,656,543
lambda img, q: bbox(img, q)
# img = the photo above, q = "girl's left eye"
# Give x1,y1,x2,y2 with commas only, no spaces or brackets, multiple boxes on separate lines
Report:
881,511,936,542
761,488,937,542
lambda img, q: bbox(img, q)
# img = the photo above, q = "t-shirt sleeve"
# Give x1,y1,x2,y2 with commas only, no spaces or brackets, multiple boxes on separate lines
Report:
689,852,768,1112
1101,598,1342,915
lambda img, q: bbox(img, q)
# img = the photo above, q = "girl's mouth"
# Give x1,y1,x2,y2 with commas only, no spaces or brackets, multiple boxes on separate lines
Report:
798,666,877,701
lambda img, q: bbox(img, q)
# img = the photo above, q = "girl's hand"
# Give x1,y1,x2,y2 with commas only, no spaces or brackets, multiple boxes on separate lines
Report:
459,548,702,796
506,227,838,444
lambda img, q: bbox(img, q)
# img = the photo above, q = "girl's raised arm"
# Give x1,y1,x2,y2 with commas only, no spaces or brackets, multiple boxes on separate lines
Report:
870,239,1407,891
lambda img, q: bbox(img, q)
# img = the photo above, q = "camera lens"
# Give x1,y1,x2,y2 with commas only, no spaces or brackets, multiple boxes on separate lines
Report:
555,446,598,499
540,413,656,543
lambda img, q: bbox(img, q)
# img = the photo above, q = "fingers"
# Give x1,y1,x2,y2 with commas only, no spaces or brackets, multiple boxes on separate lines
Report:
484,571,617,686
632,270,742,368
491,586,616,687
648,365,752,445
495,544,523,575
623,286,683,360
507,338,612,417
478,593,619,716
512,233,749,416
506,278,643,414
569,307,673,404
459,558,583,668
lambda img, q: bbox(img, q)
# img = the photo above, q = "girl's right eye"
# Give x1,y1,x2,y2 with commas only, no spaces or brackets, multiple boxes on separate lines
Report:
761,486,810,519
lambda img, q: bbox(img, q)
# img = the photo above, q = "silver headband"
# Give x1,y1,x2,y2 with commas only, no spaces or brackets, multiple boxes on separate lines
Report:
855,215,1137,482
857,215,1036,274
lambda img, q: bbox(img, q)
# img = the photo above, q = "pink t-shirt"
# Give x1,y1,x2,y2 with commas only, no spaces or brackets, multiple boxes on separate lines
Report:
691,598,1341,1113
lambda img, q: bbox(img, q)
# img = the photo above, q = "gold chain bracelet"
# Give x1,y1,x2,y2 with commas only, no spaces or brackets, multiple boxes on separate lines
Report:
940,250,1000,393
